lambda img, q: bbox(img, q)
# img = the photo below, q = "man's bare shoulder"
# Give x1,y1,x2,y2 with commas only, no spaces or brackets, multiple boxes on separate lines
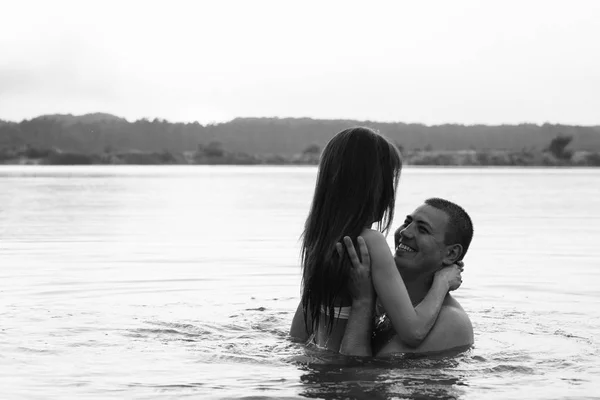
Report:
376,296,474,356
443,294,465,311
435,297,474,346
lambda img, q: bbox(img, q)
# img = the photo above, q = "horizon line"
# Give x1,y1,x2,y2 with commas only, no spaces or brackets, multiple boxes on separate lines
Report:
1,112,599,128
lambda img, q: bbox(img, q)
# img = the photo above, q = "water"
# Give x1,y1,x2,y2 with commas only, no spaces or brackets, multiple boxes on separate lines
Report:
1,165,599,399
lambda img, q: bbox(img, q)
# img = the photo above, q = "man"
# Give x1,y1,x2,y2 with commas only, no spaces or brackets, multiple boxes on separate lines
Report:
341,197,474,356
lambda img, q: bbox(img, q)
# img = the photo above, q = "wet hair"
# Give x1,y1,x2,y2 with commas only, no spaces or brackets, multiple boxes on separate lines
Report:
301,126,402,334
424,198,474,260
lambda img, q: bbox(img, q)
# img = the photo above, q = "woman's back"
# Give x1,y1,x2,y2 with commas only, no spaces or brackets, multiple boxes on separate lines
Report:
313,308,350,352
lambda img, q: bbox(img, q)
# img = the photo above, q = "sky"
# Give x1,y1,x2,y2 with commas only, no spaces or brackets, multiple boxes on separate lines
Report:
1,0,599,125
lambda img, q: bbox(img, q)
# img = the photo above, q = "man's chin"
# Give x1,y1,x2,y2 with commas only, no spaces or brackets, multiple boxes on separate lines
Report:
394,255,414,270
395,249,417,259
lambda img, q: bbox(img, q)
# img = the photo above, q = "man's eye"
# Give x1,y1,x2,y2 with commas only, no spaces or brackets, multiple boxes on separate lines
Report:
419,227,428,234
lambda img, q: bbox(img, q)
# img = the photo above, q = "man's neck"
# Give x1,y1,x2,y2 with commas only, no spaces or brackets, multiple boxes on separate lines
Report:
403,272,436,307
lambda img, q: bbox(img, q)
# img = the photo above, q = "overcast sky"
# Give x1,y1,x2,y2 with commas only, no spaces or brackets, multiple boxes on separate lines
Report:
1,0,599,125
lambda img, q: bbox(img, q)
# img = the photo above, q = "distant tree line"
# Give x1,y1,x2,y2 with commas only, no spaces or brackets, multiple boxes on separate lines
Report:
2,135,599,166
1,113,600,155
1,113,599,166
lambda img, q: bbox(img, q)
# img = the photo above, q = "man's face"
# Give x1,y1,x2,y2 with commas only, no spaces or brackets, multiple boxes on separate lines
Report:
393,204,450,277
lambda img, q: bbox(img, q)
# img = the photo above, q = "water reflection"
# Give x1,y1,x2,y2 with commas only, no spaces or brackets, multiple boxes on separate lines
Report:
296,352,468,400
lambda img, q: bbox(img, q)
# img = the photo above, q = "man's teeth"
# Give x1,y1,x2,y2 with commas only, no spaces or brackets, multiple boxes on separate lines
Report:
397,243,416,252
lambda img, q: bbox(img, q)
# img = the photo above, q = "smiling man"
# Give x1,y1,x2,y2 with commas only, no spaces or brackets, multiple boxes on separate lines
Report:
343,197,475,356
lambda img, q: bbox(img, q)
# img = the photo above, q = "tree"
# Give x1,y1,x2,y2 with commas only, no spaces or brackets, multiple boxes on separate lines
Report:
547,135,573,160
394,142,404,155
303,144,321,155
205,141,224,157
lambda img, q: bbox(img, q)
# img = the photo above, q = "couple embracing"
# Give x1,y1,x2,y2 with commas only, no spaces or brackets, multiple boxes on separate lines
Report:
289,127,474,357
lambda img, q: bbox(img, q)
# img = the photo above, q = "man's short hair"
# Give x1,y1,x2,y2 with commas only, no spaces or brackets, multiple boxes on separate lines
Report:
425,198,474,260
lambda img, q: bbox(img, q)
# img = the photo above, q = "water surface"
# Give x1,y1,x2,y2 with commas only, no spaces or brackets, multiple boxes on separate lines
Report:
1,166,599,399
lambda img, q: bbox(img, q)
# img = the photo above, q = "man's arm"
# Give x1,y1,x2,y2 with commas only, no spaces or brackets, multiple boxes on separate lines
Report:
340,297,375,356
339,236,376,356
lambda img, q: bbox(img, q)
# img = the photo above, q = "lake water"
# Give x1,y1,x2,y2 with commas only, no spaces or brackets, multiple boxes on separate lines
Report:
1,165,599,399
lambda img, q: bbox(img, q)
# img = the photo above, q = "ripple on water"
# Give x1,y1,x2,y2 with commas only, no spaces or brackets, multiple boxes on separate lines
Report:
15,346,57,354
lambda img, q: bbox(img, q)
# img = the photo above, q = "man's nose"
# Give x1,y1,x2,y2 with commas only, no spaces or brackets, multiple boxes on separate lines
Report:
400,224,415,239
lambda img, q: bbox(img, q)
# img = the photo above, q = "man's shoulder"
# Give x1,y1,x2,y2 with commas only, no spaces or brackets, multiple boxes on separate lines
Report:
413,298,474,354
377,296,474,356
442,294,467,315
436,297,473,341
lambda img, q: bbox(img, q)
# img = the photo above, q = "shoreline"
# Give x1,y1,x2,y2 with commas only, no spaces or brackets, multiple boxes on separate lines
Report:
2,147,599,167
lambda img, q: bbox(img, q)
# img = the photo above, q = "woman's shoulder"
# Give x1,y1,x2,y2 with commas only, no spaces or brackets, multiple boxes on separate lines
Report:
359,229,390,254
359,228,386,243
358,228,395,271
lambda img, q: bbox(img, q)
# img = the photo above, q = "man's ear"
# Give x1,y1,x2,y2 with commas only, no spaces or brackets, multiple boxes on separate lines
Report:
442,244,463,266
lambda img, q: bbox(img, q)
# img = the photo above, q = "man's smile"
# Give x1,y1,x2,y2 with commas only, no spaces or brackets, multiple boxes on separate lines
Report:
396,242,417,256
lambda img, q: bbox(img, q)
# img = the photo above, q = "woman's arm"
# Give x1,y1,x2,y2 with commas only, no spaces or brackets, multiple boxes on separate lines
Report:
361,230,454,348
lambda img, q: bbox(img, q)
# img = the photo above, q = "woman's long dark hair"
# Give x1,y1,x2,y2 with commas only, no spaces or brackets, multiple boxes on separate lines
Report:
300,127,402,334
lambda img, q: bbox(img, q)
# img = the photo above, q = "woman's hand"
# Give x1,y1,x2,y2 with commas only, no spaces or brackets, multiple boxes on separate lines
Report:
434,261,464,292
337,236,375,302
